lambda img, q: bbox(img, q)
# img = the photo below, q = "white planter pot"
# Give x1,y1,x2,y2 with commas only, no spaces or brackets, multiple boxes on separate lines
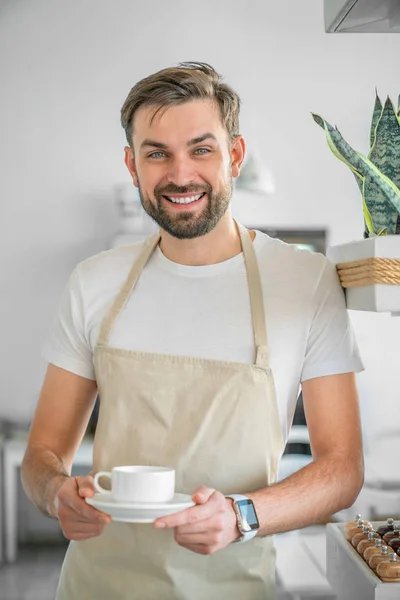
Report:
327,236,400,314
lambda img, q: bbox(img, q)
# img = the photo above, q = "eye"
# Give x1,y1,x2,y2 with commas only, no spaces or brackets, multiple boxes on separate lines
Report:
194,148,210,155
148,151,166,159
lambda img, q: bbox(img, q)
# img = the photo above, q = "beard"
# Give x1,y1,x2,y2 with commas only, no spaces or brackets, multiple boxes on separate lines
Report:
137,175,233,240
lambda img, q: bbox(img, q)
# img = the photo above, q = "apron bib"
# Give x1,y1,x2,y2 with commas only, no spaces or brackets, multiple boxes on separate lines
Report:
56,223,284,599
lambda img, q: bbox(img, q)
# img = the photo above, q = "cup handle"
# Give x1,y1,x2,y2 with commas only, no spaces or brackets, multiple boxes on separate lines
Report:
93,471,112,494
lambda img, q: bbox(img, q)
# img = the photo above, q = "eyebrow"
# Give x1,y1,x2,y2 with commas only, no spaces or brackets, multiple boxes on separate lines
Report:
139,133,218,151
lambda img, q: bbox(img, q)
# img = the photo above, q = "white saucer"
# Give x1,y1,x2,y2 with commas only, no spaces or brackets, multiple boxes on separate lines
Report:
86,493,195,523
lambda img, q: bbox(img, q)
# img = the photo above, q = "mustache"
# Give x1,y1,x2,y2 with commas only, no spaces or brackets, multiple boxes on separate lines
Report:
155,184,212,196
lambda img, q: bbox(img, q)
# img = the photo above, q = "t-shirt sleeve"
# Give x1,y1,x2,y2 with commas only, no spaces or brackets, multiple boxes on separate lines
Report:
41,267,96,380
301,257,364,382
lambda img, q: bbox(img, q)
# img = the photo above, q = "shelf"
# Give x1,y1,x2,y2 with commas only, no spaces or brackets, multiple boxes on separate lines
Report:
327,237,400,315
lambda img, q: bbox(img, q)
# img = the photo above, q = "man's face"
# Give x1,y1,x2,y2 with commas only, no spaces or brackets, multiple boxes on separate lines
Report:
125,99,243,239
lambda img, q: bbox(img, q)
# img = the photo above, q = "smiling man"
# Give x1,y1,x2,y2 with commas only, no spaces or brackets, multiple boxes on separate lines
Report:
135,123,231,239
21,62,364,600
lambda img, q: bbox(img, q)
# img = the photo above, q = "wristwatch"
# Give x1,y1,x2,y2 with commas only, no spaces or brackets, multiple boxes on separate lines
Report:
225,494,260,543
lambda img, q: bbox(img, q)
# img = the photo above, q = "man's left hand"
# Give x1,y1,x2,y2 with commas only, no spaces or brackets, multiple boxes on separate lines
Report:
153,486,240,555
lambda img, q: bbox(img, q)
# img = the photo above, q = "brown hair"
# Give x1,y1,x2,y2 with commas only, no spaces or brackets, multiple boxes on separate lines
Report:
120,61,241,149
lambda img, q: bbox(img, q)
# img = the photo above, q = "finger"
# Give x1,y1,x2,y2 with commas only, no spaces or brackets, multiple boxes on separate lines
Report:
73,478,110,520
175,528,222,545
191,486,215,504
72,503,110,522
178,543,212,555
72,508,112,524
61,524,107,541
59,481,111,524
59,507,111,527
75,478,112,523
60,513,109,534
75,475,97,498
154,501,214,529
65,522,106,536
174,516,221,535
69,531,104,541
73,502,111,524
78,487,96,499
90,507,112,523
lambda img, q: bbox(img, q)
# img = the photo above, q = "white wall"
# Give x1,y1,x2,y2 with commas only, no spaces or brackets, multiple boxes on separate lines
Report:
1,0,399,446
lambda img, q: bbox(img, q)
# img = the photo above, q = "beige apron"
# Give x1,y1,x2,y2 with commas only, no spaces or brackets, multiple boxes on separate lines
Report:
56,223,285,600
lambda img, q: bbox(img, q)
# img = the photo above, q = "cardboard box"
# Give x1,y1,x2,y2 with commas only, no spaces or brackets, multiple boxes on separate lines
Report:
327,522,400,600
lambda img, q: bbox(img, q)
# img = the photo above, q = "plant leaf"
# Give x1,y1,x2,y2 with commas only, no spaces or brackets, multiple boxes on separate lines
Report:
370,91,383,149
314,112,376,232
353,172,374,234
368,96,400,233
363,175,398,235
361,178,377,235
312,113,400,217
312,113,362,178
314,113,375,234
312,114,325,129
356,150,400,214
369,97,400,184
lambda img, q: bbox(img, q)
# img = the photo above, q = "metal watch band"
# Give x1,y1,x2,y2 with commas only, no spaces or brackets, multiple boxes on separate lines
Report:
225,494,259,543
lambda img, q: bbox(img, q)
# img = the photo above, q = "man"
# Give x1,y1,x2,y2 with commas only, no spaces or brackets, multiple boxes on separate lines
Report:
21,62,364,599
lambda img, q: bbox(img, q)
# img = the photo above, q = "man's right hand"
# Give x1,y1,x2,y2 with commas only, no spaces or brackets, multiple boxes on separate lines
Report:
56,475,112,540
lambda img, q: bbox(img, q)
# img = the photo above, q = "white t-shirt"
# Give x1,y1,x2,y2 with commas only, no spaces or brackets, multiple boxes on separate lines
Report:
42,229,364,443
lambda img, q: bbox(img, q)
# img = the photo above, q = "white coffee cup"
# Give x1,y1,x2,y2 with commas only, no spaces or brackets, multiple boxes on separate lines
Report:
93,465,175,503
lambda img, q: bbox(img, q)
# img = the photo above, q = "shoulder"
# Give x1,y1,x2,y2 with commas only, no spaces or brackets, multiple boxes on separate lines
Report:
255,230,334,293
74,238,149,290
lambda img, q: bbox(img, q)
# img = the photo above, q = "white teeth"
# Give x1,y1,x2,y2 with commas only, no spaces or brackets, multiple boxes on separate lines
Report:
167,194,203,204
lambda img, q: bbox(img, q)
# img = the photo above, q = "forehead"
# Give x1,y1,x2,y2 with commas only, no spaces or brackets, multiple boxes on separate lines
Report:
132,99,227,147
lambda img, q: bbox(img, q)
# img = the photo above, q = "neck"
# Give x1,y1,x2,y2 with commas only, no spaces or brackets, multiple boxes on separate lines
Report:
158,212,255,266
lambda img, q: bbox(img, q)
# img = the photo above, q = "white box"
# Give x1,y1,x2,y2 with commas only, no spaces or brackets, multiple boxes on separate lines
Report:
327,522,400,600
327,236,400,314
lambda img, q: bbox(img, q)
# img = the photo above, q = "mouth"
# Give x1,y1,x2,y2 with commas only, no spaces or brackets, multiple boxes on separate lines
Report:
162,192,207,207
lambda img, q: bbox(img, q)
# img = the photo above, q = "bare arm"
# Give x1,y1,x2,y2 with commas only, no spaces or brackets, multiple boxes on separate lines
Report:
153,372,365,556
21,363,98,518
247,372,364,536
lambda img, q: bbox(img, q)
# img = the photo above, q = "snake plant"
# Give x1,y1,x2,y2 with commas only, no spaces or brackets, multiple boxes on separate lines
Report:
312,92,400,237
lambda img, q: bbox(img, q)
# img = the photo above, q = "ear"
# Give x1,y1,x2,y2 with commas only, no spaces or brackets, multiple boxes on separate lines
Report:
124,146,139,188
231,135,246,179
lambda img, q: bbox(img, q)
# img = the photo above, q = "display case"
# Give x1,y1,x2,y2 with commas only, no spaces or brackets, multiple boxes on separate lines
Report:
327,522,400,600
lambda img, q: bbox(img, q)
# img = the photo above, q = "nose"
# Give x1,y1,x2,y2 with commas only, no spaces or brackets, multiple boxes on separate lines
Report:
165,155,197,187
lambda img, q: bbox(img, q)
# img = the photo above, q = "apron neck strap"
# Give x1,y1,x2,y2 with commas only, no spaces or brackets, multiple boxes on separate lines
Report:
98,223,270,370
236,222,269,369
97,232,161,347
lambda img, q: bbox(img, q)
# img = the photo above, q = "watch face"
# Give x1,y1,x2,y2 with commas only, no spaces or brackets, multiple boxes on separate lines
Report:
237,499,259,531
